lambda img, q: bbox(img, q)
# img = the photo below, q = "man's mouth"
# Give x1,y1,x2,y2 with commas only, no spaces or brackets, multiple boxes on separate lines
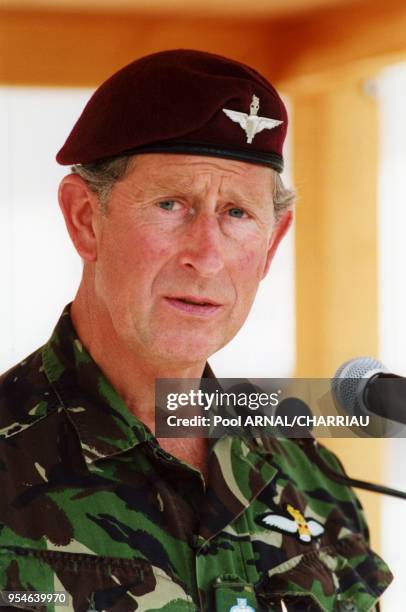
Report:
164,295,222,316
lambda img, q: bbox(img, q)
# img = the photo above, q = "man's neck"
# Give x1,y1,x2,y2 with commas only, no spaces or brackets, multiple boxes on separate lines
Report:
70,286,210,477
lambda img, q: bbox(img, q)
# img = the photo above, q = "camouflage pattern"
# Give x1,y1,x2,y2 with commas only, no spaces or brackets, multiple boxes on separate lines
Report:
0,307,392,611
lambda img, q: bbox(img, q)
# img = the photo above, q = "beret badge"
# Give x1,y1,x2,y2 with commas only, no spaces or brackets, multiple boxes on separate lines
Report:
222,94,283,144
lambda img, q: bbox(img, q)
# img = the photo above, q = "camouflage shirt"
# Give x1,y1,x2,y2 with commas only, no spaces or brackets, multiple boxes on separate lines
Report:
0,307,392,612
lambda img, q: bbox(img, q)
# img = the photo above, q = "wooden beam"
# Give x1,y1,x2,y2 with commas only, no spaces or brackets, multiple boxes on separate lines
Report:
0,9,279,87
274,0,406,91
2,1,406,90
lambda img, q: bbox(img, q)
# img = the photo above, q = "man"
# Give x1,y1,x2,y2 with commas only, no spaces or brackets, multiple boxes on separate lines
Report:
0,50,392,611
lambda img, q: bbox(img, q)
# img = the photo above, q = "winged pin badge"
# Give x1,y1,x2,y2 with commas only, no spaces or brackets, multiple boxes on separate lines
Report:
222,94,283,144
256,504,325,543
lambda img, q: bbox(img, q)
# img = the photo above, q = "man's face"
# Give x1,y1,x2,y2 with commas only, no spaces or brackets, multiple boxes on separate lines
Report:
91,154,288,367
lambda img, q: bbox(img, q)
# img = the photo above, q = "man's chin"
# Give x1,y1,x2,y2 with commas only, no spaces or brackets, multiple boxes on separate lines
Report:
153,335,223,369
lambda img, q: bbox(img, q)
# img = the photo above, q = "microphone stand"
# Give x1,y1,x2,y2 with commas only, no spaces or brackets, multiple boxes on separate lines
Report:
296,437,406,500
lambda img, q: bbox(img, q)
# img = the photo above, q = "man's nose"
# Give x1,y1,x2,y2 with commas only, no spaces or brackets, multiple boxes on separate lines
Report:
178,212,225,277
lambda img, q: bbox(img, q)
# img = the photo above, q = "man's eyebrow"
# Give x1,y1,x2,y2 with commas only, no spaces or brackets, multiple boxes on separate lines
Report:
221,187,272,209
140,176,196,195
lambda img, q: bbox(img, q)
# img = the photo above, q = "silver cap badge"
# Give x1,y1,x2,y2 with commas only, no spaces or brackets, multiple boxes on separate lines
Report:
222,94,283,144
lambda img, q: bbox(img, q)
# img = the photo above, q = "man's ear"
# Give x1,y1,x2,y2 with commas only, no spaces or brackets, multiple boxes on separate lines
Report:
262,210,293,279
58,174,99,262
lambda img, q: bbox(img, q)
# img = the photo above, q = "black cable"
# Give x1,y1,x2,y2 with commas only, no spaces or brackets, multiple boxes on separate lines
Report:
297,437,406,501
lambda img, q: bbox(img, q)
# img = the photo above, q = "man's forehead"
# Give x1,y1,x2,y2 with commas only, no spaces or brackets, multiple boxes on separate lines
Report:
127,153,274,198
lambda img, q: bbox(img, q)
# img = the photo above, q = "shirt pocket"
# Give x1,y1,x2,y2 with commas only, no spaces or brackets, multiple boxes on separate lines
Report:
0,546,196,612
255,534,392,612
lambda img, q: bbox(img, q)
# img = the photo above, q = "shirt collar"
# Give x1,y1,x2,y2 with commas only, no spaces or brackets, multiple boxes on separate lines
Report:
42,305,155,465
200,435,278,542
41,305,219,466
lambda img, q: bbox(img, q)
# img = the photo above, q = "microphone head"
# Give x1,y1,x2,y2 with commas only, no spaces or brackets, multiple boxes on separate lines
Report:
331,356,388,416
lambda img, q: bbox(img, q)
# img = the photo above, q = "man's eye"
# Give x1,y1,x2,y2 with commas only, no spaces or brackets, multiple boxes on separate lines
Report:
228,207,247,218
158,200,181,211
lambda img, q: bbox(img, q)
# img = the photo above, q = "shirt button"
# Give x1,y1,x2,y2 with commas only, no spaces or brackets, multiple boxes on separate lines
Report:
339,602,358,611
189,534,200,550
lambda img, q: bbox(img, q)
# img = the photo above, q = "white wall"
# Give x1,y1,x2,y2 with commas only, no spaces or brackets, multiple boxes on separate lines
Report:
0,87,89,373
377,62,406,611
0,87,295,377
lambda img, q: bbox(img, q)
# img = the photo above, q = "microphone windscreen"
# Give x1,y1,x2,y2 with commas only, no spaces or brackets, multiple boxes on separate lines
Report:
331,356,388,415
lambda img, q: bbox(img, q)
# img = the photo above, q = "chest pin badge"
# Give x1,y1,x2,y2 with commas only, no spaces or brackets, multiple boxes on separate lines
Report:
256,503,324,543
229,598,255,612
222,94,283,144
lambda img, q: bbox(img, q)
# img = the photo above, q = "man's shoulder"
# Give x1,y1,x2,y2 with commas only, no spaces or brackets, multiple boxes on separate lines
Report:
0,346,59,438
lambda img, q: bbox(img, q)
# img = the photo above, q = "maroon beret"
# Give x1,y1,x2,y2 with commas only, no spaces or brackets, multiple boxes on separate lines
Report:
57,49,288,172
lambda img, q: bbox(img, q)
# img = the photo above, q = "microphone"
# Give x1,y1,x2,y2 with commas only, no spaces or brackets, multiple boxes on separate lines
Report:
332,357,406,427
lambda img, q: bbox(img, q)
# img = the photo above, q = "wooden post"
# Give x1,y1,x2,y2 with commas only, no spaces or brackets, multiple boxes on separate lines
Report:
292,74,384,550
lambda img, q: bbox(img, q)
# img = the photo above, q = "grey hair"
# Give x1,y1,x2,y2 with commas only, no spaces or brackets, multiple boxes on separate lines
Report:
71,156,133,213
71,154,296,219
272,171,296,222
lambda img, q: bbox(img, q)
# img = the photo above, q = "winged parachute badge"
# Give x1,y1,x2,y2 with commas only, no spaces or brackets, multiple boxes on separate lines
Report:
222,94,283,144
256,503,325,543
